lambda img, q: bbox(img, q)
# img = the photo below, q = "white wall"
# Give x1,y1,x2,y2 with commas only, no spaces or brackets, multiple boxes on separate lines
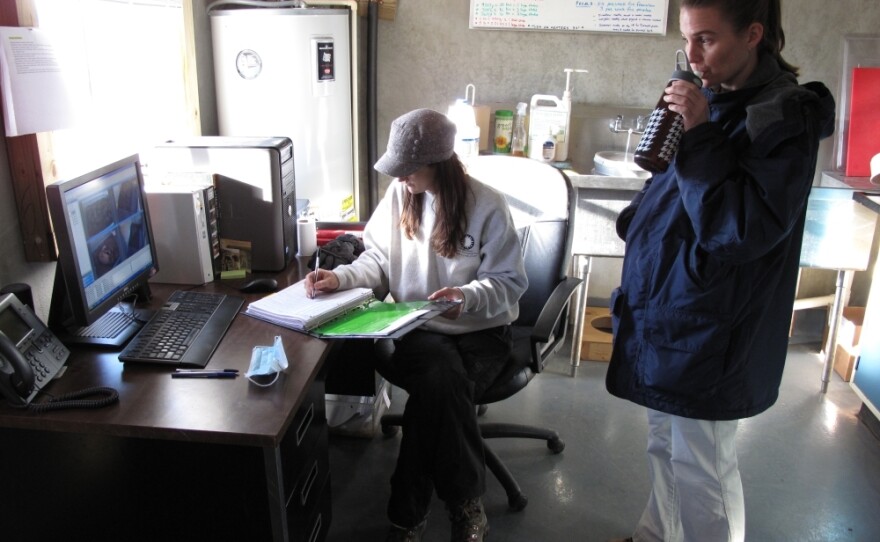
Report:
1,0,877,320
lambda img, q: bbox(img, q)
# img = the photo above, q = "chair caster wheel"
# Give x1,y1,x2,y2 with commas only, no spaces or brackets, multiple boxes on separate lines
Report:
381,424,399,437
548,438,565,454
508,493,528,512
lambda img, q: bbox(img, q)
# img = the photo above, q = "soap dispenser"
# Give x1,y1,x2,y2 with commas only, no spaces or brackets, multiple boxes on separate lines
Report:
542,127,557,162
527,68,587,162
557,68,588,162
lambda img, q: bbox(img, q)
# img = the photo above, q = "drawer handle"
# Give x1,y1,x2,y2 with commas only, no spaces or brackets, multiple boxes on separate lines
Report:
308,513,322,542
296,403,314,446
301,459,319,506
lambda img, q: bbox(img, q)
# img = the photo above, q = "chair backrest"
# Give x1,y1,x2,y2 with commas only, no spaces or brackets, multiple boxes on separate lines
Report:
465,155,576,329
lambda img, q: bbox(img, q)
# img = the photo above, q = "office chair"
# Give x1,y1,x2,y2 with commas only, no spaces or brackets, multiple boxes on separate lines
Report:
379,155,582,511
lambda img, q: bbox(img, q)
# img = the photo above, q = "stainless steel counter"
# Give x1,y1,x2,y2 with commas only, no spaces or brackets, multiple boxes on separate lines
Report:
820,171,880,192
563,169,880,379
565,173,642,373
564,171,647,192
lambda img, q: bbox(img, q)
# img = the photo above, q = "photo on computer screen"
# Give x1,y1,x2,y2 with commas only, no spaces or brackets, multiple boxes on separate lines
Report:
115,178,141,220
80,190,117,239
125,219,146,255
88,229,125,279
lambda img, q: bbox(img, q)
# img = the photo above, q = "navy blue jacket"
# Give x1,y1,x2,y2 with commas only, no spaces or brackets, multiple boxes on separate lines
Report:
606,56,836,420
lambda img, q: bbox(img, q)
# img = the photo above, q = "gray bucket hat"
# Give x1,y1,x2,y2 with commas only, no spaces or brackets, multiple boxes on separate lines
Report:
374,108,456,178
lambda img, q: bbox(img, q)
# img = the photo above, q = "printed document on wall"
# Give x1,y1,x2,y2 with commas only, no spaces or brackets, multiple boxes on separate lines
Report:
0,27,76,136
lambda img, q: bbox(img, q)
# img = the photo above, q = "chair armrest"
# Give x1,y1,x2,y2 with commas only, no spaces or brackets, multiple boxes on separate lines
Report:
529,276,583,372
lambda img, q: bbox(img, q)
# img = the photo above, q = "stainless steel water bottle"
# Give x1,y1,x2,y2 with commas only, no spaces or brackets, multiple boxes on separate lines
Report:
633,50,703,174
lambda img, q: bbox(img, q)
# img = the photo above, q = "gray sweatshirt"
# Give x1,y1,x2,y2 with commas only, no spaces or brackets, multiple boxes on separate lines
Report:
333,176,528,334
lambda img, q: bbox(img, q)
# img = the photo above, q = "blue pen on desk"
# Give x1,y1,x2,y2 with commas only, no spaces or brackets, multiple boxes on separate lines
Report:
172,369,239,379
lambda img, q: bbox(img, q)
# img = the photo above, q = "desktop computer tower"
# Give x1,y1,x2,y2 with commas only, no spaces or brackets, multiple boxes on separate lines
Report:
145,182,220,285
147,136,296,272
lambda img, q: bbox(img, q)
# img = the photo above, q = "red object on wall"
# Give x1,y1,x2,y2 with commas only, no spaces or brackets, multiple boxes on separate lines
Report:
846,67,880,177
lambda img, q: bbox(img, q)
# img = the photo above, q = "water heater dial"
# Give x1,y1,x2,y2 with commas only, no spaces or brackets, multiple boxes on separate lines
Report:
235,49,262,80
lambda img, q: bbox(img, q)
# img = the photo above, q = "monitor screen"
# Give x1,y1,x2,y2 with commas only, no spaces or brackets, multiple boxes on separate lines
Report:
46,155,158,345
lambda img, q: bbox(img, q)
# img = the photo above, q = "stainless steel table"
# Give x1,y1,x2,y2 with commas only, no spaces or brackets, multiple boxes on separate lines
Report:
567,173,641,376
800,194,878,392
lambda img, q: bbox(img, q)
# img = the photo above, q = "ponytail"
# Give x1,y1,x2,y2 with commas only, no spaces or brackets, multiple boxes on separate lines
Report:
761,0,799,76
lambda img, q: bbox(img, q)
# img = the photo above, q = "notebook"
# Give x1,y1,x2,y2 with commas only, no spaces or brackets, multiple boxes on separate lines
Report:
244,278,459,339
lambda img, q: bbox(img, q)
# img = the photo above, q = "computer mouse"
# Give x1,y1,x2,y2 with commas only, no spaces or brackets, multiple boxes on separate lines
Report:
239,278,278,293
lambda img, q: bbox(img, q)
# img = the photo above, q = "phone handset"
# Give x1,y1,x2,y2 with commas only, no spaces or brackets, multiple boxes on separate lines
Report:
0,330,35,406
0,292,118,411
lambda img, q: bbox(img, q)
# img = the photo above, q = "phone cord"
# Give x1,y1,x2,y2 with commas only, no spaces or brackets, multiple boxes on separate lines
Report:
28,387,120,412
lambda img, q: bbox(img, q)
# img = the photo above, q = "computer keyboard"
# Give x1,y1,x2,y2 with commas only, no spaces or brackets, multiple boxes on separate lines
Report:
118,290,244,367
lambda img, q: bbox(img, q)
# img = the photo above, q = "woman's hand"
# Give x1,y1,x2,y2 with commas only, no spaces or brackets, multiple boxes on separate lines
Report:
664,79,709,131
428,287,465,320
304,268,340,298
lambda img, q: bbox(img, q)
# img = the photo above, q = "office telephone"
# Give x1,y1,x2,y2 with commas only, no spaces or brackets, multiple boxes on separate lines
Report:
0,293,70,406
0,293,120,411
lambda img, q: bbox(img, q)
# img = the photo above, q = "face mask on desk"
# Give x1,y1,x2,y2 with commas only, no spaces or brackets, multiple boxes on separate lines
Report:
246,335,289,387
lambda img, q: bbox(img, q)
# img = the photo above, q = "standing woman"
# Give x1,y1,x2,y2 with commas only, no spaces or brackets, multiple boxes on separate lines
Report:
307,108,527,542
607,1,835,541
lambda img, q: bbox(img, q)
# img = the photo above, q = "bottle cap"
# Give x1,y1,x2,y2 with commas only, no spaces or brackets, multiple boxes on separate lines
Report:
670,49,703,88
495,110,513,118
670,69,703,87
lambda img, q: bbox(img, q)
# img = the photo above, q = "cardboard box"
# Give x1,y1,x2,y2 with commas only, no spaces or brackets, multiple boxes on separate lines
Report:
838,306,864,350
823,306,864,353
833,344,858,382
831,307,864,382
581,306,613,362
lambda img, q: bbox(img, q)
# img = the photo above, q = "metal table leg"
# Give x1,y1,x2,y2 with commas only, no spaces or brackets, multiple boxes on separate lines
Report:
821,269,854,393
569,255,592,377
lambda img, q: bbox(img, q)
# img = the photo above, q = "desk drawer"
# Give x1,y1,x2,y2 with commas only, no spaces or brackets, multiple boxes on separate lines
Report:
289,470,332,542
286,432,330,516
281,378,327,495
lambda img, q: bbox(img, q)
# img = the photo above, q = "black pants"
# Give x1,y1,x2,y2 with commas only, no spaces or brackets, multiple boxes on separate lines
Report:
373,326,512,528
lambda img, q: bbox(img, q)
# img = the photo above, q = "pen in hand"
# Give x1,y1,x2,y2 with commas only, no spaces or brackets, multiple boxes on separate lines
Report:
310,251,320,299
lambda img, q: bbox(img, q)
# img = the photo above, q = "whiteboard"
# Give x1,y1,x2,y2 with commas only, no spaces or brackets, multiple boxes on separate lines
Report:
469,0,669,35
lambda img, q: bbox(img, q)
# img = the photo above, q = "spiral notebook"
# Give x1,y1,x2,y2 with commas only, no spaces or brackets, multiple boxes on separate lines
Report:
244,278,459,339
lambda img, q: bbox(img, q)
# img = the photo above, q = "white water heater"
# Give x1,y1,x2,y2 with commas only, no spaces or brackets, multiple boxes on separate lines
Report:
210,6,357,221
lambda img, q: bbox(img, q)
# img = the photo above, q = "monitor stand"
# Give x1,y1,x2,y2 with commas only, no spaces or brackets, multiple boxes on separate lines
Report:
48,268,154,348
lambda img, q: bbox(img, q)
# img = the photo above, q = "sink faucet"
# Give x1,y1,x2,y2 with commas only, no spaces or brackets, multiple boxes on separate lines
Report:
609,114,645,135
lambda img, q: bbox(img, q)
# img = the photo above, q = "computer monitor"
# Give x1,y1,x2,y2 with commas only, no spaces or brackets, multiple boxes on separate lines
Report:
46,154,159,347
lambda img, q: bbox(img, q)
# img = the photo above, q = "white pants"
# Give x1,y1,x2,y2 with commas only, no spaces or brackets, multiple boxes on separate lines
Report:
633,409,745,542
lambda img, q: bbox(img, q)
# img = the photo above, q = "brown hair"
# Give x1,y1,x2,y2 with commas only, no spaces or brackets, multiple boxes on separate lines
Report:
399,154,469,259
682,0,799,76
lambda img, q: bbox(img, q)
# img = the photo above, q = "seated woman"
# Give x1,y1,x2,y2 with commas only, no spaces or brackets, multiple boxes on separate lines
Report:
306,108,527,542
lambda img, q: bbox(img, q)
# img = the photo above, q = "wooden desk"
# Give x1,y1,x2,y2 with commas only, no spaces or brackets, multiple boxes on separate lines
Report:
0,263,332,542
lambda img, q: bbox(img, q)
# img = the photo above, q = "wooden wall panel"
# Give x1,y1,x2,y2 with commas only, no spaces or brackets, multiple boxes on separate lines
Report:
0,0,56,262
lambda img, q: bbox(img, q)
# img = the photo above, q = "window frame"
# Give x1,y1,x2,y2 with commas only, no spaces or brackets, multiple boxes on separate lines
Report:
2,0,200,262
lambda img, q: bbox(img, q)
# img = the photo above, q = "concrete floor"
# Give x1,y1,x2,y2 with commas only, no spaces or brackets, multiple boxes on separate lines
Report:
325,334,880,542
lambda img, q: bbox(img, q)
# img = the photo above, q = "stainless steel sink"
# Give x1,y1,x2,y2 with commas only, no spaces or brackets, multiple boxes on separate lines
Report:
593,151,650,179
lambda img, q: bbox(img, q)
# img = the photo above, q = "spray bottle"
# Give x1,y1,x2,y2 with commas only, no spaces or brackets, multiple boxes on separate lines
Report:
511,102,528,157
527,68,588,162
